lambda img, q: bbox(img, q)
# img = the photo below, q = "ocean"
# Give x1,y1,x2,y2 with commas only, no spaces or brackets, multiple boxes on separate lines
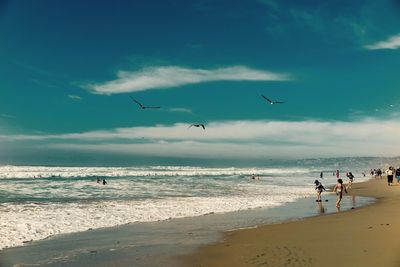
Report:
0,157,395,251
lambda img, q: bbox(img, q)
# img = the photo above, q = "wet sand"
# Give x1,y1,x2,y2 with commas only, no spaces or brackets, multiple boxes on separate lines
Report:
180,178,400,267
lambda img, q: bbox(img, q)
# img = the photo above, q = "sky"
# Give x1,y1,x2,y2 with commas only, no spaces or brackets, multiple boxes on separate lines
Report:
1,0,400,166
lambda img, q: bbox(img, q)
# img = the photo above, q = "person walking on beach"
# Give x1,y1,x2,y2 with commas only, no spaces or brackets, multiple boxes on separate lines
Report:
396,167,400,184
377,169,382,179
333,178,347,208
346,172,354,189
386,167,394,186
314,180,326,202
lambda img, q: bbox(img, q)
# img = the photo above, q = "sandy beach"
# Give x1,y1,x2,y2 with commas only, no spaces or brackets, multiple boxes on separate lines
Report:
180,178,400,267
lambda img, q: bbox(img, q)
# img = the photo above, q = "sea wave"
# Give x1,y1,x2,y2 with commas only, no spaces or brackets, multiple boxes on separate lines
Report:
0,165,310,179
0,159,384,250
0,185,312,250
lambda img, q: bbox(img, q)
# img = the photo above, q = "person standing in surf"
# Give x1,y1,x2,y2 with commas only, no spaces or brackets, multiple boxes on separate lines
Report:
333,178,347,208
314,180,326,202
346,172,354,189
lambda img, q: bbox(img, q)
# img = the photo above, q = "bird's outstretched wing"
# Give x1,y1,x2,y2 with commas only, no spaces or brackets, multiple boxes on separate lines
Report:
188,124,205,130
130,97,144,108
130,97,160,109
262,95,285,104
145,106,161,109
261,95,272,103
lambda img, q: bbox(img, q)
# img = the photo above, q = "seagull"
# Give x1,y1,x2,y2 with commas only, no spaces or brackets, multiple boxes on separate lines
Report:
130,97,160,109
188,124,205,130
261,95,285,104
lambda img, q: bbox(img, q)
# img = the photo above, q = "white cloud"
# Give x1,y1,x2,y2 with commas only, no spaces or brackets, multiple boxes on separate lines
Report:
1,119,400,158
365,34,400,50
68,94,82,101
1,114,16,119
168,108,193,114
86,66,290,95
49,142,319,159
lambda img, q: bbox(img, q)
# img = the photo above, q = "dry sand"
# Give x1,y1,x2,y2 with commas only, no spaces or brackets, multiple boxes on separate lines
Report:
180,178,400,267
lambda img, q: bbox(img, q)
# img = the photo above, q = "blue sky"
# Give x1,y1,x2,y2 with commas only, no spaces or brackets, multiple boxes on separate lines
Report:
1,0,400,165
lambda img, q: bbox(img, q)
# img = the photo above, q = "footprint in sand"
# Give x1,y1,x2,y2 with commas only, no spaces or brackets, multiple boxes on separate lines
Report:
246,246,311,267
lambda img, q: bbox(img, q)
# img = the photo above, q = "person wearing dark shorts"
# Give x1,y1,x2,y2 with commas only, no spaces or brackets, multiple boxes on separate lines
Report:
333,179,347,208
314,180,326,202
386,167,394,186
396,168,400,184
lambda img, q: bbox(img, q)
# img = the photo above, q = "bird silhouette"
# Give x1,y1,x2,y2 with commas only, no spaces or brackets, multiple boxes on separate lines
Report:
188,124,205,130
261,95,285,104
130,97,160,109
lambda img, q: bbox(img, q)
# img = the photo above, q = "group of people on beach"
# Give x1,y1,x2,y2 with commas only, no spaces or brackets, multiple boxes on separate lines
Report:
370,167,400,186
314,179,347,208
384,166,400,186
371,168,383,178
316,166,400,208
314,170,352,208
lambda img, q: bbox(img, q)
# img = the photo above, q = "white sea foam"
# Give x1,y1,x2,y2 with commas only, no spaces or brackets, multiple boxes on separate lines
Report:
0,162,376,250
0,165,309,179
0,184,312,250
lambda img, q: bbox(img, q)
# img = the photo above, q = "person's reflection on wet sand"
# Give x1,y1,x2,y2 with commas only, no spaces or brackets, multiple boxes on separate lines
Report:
351,194,356,208
316,201,325,214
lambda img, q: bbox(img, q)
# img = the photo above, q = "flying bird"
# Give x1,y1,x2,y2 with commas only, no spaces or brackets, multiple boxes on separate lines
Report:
188,124,205,130
130,97,160,109
261,95,285,104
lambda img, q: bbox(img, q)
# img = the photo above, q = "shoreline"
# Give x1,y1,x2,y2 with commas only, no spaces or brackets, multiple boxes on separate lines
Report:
0,187,373,267
179,178,400,267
